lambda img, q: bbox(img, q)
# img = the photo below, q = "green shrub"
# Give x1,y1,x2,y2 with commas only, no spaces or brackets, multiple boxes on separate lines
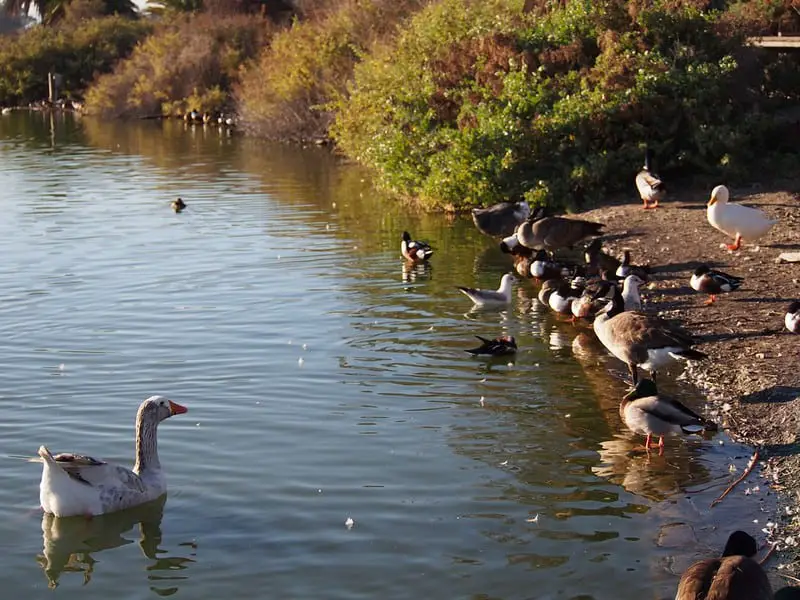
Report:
236,0,425,141
0,15,150,105
332,0,800,211
84,12,270,118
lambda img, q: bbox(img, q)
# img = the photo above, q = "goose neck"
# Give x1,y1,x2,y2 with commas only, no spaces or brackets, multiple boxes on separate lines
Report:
134,412,160,474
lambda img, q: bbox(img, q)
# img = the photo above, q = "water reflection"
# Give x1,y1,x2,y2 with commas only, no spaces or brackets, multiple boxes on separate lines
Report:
37,496,194,593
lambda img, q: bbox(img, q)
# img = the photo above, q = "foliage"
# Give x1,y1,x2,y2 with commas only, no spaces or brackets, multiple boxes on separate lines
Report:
0,14,150,105
331,0,800,211
84,12,271,118
236,0,426,141
1,0,136,26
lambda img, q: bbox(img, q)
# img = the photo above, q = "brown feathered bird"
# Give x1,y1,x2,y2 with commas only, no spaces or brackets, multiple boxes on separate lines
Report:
675,531,772,600
516,214,604,254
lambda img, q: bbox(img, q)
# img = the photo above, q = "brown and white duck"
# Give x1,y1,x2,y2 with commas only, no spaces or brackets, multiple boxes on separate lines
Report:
171,198,187,213
37,396,188,517
401,231,433,262
676,531,771,600
635,148,666,209
620,378,717,453
787,301,800,334
592,285,707,384
690,265,743,304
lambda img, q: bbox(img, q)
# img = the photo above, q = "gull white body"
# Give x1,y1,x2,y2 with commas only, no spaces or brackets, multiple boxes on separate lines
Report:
621,274,644,311
457,274,515,306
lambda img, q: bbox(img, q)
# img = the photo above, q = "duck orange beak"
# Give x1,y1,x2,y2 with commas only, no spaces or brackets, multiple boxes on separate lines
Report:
169,400,188,415
707,194,717,207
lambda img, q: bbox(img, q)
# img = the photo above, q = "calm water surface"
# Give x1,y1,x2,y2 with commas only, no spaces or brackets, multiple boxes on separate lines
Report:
0,112,770,599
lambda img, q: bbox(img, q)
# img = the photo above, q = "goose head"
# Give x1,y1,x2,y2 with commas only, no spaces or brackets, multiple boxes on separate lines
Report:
721,530,758,557
708,185,729,207
138,395,188,424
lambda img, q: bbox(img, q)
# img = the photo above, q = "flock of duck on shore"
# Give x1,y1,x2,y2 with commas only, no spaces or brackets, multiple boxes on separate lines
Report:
31,149,797,598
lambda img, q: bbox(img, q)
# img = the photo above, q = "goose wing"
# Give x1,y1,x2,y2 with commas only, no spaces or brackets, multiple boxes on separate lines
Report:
44,449,146,492
607,313,695,350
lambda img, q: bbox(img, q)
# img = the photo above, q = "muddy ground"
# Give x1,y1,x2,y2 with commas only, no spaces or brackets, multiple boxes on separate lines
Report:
572,182,800,581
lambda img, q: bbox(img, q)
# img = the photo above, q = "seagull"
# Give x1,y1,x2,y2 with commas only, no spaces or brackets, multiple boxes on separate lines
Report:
456,274,516,306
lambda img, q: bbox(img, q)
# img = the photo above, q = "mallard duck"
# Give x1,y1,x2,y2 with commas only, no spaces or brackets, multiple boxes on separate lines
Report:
571,279,614,321
549,280,582,315
457,273,516,306
471,201,531,237
530,249,568,280
620,378,717,452
584,239,620,276
516,215,605,254
690,265,743,304
511,254,534,278
621,274,645,311
707,185,778,251
635,148,666,209
465,335,518,356
786,301,800,333
171,198,186,213
593,286,707,384
37,396,187,517
676,531,771,600
615,250,650,281
401,231,433,262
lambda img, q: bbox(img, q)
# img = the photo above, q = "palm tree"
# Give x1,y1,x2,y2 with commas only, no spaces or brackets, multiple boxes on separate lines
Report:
1,0,136,25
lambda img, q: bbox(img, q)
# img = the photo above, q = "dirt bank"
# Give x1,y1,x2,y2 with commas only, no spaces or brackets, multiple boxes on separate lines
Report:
574,182,800,579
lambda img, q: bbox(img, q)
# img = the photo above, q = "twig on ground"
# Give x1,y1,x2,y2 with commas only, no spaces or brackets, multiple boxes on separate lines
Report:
710,449,760,508
779,573,800,585
759,542,779,565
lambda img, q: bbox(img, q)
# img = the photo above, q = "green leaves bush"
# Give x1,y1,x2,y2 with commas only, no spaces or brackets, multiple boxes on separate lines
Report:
0,15,150,105
332,0,800,211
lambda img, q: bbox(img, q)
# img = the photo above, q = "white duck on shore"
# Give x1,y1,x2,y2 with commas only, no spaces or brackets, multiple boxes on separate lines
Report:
37,396,187,517
707,185,778,251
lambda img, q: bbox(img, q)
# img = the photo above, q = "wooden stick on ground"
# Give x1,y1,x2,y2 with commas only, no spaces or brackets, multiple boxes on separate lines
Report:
779,573,800,585
759,542,779,566
710,449,760,508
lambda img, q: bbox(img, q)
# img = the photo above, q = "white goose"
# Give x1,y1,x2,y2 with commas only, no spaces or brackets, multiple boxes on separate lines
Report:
707,185,778,251
38,396,187,517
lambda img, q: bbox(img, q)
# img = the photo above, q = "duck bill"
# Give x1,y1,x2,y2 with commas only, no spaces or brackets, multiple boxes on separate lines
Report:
500,234,519,253
707,195,717,207
168,400,188,415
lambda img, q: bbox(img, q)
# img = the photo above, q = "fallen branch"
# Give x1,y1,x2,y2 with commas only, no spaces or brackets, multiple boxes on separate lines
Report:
779,573,800,585
759,542,779,566
710,449,760,508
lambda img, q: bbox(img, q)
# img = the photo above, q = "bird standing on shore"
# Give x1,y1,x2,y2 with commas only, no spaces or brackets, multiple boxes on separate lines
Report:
515,214,604,255
635,148,666,209
707,185,778,251
690,265,744,304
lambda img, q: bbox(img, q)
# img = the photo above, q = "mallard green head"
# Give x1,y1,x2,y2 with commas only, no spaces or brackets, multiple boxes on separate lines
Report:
623,378,658,401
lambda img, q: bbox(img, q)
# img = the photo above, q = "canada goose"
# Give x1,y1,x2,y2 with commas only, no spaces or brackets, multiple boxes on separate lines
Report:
471,201,531,237
620,378,717,452
635,148,666,209
517,215,605,254
786,301,800,334
457,273,516,306
707,185,778,251
593,286,707,384
465,335,517,356
690,265,743,304
401,231,434,262
676,531,771,600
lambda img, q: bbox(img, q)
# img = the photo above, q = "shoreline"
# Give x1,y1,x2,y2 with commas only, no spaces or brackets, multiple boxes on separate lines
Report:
571,182,800,579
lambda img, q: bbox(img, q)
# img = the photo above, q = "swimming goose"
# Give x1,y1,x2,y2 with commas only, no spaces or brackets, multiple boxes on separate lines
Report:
471,201,531,237
465,335,518,356
635,148,665,209
516,215,605,254
620,378,717,452
37,396,187,517
401,231,433,262
786,301,800,334
171,198,186,213
676,531,771,600
690,265,743,304
621,274,645,311
593,286,707,384
707,185,778,251
457,273,516,306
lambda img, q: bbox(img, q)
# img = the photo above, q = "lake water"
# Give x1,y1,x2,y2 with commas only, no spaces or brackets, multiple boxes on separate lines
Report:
0,111,772,599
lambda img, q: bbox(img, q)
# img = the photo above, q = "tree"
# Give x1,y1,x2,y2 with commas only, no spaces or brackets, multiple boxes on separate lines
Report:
0,0,136,25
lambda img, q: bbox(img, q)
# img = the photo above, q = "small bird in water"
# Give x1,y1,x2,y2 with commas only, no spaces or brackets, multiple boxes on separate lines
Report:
171,198,187,213
457,273,516,306
786,301,800,334
620,378,717,453
690,265,743,305
401,231,433,262
635,148,666,209
465,335,517,356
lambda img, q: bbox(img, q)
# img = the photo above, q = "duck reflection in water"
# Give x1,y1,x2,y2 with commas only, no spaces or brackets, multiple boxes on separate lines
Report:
37,496,195,591
401,260,432,283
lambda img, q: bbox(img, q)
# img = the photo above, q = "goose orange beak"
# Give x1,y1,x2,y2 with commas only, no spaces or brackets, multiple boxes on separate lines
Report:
169,400,188,415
